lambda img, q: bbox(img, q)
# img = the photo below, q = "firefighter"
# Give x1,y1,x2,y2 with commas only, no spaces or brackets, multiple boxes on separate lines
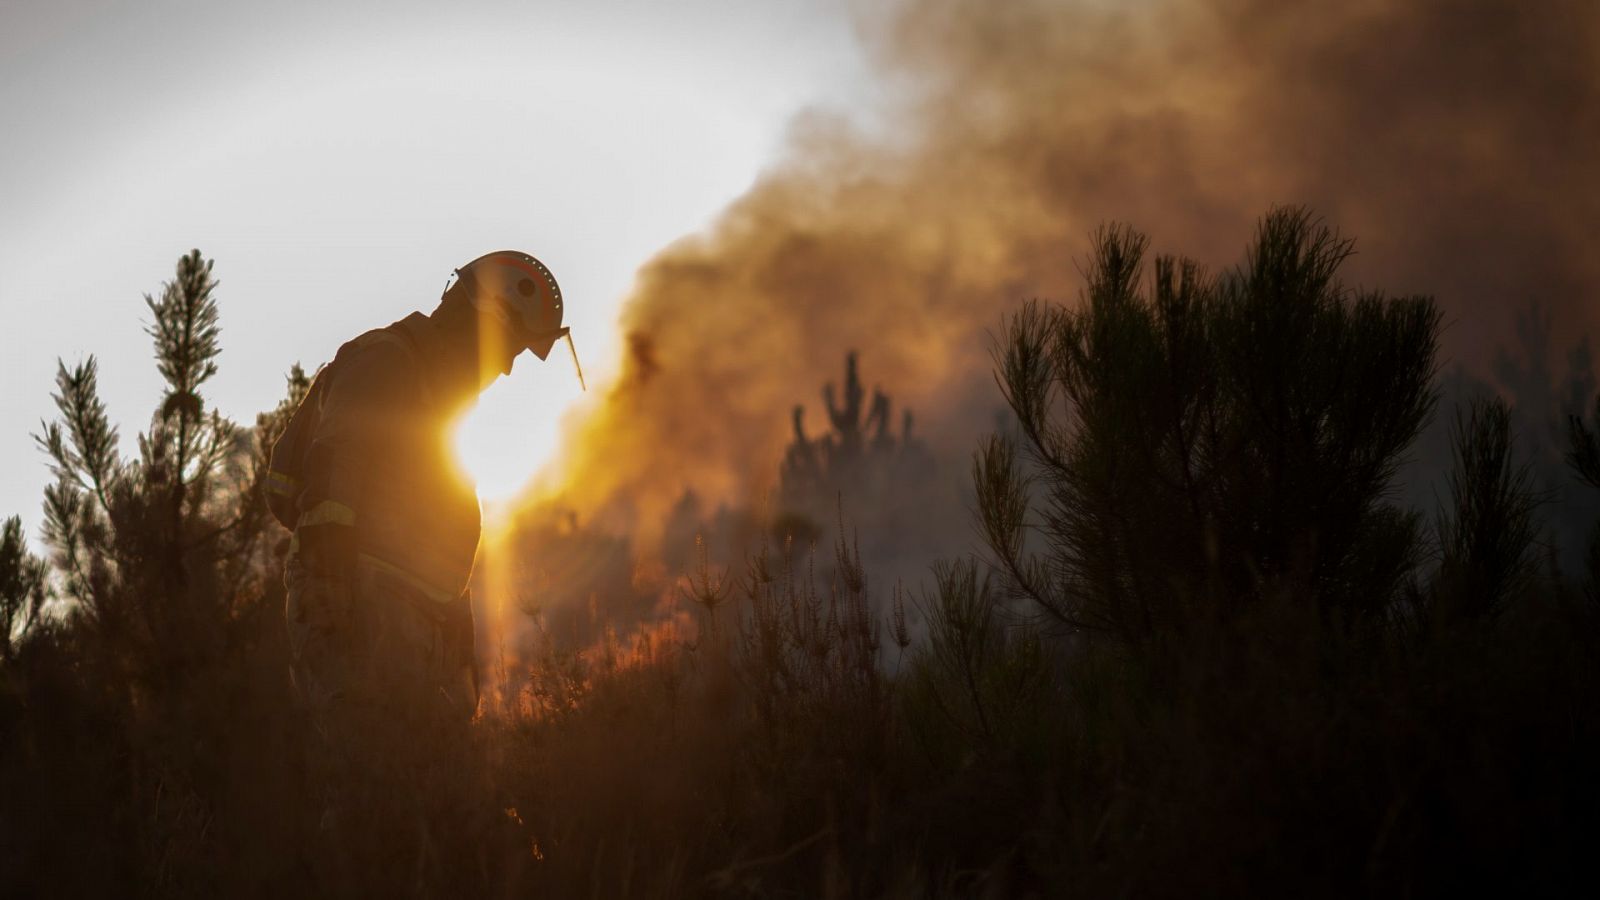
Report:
267,251,572,732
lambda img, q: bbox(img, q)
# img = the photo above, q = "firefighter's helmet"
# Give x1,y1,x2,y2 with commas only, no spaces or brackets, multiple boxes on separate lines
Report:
446,250,567,360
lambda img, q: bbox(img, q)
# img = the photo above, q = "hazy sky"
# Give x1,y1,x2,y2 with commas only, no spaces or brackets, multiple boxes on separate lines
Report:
1,0,875,532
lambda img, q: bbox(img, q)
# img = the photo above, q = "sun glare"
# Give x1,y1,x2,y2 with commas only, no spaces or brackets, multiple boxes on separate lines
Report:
455,362,582,504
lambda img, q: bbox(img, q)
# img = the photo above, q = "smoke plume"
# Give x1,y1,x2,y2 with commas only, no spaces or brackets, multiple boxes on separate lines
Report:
550,0,1600,546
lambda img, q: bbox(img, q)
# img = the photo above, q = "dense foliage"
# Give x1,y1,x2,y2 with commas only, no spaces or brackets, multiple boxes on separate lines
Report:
4,213,1599,896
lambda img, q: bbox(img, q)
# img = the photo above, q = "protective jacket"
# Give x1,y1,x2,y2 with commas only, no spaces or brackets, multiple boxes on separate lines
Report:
268,313,481,603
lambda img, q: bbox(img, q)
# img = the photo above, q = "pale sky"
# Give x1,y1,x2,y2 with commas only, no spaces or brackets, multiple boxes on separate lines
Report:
0,0,875,536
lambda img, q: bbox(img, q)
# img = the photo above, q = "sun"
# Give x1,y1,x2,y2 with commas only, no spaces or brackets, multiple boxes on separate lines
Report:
454,364,581,503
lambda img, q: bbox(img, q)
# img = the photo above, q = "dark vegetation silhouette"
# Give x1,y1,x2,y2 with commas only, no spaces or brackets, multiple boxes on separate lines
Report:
646,351,937,586
4,210,1599,896
1399,304,1600,583
3,252,314,893
0,515,49,663
1571,392,1600,596
980,211,1441,638
780,352,933,524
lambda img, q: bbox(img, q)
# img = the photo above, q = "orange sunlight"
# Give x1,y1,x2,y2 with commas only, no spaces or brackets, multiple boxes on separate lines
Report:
455,361,584,504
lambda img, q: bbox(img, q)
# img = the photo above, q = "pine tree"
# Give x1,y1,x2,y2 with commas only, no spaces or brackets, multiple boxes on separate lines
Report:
1431,396,1542,621
977,207,1443,642
778,351,932,540
19,249,310,890
0,516,49,662
34,250,296,678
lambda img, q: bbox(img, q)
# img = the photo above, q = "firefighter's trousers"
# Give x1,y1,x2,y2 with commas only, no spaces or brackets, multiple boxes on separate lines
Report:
283,552,485,887
285,551,478,736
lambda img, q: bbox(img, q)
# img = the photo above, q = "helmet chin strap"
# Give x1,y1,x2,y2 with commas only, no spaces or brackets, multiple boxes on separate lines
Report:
564,332,587,392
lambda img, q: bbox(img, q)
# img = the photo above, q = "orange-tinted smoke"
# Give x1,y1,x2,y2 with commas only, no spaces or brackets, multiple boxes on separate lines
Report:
548,0,1600,532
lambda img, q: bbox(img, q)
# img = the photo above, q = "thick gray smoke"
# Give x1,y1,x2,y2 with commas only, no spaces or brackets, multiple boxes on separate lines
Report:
553,0,1600,559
